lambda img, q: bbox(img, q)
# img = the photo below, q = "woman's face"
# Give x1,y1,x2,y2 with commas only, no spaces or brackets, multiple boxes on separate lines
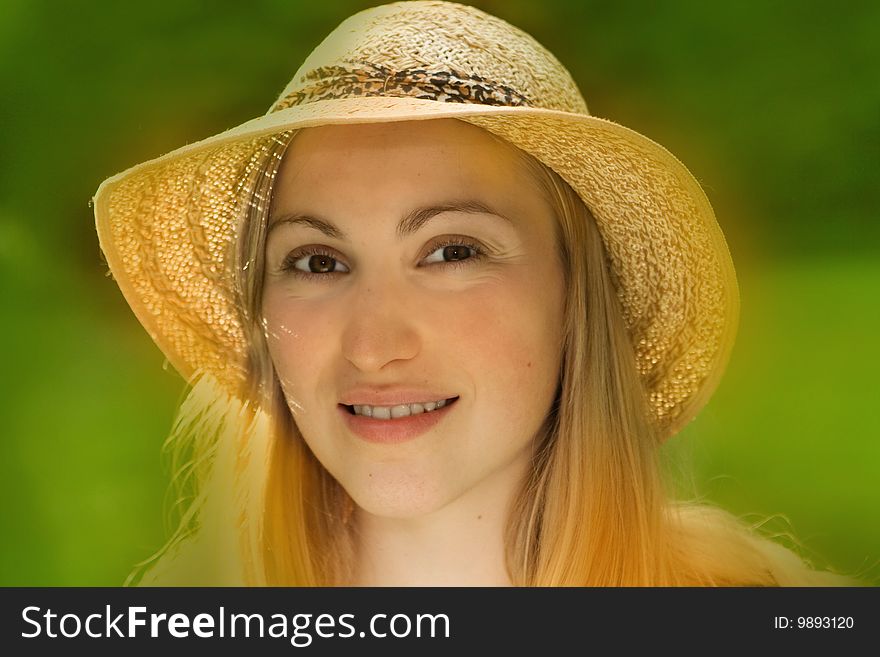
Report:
262,119,565,519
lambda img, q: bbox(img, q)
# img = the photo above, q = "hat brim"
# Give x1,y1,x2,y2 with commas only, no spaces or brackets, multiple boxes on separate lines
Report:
94,96,738,439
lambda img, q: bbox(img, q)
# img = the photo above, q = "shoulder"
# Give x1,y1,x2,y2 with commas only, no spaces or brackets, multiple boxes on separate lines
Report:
668,502,857,587
132,535,245,587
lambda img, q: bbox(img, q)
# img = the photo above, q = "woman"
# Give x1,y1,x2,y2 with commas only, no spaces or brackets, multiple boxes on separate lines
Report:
94,1,851,586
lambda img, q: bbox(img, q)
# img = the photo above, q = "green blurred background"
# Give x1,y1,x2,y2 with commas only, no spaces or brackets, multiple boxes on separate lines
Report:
1,0,877,585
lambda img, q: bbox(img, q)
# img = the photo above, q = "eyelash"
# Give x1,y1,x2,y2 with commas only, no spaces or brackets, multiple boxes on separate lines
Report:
423,237,487,270
279,238,487,281
279,246,344,280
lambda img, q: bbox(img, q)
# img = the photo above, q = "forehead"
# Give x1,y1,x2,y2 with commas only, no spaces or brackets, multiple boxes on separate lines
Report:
271,119,540,216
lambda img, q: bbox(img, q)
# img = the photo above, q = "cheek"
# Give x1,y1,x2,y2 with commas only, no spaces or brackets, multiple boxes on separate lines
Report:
444,273,564,410
261,296,333,401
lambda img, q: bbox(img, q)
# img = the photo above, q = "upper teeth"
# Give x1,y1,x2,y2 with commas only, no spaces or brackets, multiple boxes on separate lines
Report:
353,399,450,419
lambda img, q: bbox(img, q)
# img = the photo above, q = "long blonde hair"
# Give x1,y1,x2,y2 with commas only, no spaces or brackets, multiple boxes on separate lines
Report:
132,125,855,586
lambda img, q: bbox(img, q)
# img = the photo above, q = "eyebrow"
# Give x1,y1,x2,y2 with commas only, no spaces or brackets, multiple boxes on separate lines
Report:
267,200,512,240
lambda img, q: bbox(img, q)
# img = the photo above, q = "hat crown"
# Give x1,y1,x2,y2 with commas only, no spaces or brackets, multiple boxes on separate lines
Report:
270,1,588,115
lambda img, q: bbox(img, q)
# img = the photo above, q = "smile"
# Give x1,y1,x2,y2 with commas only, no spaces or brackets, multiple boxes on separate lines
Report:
347,398,454,419
338,397,459,444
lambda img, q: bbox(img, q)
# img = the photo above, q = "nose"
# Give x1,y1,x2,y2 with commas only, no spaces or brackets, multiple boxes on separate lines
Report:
340,276,422,373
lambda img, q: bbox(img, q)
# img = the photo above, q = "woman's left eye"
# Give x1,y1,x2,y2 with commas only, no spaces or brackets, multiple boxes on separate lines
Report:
422,241,484,266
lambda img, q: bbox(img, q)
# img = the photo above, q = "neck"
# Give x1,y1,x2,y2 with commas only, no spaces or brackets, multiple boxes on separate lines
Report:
348,453,529,587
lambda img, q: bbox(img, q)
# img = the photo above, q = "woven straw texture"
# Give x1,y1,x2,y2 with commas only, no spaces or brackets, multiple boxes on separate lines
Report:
93,1,738,439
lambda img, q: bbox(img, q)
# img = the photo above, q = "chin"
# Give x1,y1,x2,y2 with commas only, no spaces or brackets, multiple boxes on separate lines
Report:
346,471,453,520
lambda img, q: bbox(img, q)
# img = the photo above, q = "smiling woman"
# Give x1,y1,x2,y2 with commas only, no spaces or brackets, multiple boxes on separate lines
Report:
93,1,856,586
259,121,565,584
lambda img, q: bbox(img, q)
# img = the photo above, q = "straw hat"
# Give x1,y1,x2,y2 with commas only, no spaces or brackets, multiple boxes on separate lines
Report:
93,0,739,440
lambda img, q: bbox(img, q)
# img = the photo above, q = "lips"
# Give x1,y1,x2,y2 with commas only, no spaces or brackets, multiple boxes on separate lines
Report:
339,389,459,407
338,397,459,444
342,396,457,418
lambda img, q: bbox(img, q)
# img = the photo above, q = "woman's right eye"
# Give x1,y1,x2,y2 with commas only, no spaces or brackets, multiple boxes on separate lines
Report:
281,249,350,277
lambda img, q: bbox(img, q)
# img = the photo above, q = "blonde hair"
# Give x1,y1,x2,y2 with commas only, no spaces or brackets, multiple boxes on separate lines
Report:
131,125,856,587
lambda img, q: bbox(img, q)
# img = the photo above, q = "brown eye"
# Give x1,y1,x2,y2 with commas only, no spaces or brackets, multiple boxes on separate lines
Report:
423,242,480,265
442,245,471,261
282,250,350,276
305,254,336,273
